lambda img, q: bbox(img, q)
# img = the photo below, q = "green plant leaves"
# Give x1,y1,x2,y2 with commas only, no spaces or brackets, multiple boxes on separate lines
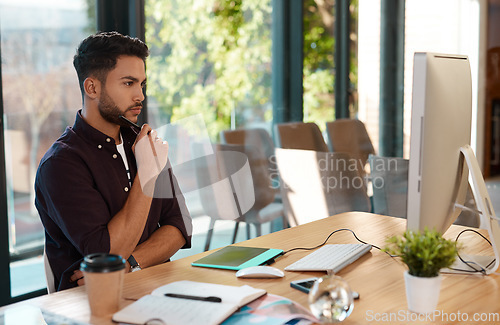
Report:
384,228,460,277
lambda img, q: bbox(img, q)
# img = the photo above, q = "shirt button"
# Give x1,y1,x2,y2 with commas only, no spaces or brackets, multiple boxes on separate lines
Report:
124,187,129,192
97,145,102,149
106,138,111,143
112,154,118,159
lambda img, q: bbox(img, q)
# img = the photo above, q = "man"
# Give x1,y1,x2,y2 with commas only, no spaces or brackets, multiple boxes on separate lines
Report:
35,31,191,291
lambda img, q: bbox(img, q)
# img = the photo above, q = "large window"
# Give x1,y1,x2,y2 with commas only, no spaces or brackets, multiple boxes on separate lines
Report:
145,0,273,140
0,0,95,299
403,0,483,158
358,0,483,158
303,0,336,129
303,0,359,130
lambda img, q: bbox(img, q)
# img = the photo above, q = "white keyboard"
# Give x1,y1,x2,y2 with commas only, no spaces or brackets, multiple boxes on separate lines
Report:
285,244,372,273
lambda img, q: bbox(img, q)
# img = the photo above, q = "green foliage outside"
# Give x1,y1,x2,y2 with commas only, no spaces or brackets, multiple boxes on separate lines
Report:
384,228,460,278
145,0,358,139
303,0,358,130
303,0,335,129
145,0,272,140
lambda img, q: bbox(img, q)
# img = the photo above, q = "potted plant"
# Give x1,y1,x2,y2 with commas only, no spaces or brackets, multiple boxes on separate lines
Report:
384,228,460,314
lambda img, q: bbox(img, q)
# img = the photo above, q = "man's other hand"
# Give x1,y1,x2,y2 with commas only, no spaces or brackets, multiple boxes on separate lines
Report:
70,269,85,286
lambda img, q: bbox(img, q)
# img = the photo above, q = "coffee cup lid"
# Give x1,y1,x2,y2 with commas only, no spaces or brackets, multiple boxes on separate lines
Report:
80,253,126,273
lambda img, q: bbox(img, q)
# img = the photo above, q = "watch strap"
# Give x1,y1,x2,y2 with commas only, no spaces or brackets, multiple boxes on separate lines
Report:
127,255,140,268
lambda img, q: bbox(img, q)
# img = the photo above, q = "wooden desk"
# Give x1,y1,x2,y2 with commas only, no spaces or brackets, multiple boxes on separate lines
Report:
3,212,500,324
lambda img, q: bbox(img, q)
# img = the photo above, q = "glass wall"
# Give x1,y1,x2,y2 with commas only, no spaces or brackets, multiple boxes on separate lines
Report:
144,0,275,257
0,0,96,297
142,0,364,258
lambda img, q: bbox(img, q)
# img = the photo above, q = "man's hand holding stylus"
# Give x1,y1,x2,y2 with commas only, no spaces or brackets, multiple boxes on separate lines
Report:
133,124,169,196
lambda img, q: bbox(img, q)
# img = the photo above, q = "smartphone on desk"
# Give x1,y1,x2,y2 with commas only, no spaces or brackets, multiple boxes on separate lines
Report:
290,277,360,299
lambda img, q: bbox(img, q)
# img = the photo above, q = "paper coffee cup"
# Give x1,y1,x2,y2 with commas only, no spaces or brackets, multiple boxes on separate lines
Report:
80,253,126,317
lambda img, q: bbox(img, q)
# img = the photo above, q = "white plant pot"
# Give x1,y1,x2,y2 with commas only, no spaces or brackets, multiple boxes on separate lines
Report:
404,270,442,314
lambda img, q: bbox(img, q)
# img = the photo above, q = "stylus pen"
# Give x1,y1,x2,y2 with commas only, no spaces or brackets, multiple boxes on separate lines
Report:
119,115,162,172
165,293,222,303
119,115,142,134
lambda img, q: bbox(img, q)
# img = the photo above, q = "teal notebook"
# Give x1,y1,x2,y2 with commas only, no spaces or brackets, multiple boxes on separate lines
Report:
191,246,284,270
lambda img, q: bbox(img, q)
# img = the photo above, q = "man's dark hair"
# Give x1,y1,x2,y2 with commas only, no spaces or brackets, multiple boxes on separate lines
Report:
73,31,149,95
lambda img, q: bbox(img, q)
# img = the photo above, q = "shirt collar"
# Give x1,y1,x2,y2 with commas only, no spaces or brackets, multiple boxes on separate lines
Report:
72,110,137,147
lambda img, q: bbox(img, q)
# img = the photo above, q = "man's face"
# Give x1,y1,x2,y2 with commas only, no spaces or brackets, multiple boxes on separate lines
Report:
97,55,147,126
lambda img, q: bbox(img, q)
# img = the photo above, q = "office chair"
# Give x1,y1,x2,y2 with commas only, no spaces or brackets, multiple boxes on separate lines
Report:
220,128,280,196
276,148,371,227
193,143,285,251
43,246,56,293
220,127,276,172
326,119,375,175
274,122,329,152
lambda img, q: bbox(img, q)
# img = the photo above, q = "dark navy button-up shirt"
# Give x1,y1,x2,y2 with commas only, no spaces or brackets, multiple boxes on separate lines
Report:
35,111,191,291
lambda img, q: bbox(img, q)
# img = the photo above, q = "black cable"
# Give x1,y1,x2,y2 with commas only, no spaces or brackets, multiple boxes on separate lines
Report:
292,227,496,274
445,228,495,275
456,228,492,246
282,228,396,258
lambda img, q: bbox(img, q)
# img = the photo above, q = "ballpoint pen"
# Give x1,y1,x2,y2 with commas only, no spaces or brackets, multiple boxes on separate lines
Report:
164,293,222,303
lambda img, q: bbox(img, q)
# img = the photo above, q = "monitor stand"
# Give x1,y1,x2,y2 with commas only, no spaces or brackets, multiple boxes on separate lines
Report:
445,145,500,275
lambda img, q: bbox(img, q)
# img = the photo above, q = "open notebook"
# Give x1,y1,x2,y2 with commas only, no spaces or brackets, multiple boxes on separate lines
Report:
112,280,266,325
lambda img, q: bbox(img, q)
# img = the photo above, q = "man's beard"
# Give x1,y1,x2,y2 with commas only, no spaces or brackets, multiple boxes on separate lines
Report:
98,87,133,127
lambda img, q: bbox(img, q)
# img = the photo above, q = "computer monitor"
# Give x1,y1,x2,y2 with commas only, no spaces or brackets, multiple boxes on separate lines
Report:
407,52,471,232
406,52,500,274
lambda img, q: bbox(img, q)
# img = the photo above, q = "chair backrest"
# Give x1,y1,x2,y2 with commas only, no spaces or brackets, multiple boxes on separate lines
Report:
326,119,375,172
220,128,277,177
222,143,278,220
275,122,328,152
191,143,254,222
276,148,371,226
44,246,56,293
369,155,409,218
191,143,277,222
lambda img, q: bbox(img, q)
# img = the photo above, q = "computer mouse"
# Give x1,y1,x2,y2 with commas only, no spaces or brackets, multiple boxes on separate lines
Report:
235,266,285,278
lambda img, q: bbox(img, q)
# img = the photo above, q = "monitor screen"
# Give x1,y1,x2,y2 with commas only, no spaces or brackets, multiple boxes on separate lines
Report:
406,52,472,233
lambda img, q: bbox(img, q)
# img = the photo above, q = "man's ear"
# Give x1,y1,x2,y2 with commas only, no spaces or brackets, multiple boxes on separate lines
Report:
83,77,99,99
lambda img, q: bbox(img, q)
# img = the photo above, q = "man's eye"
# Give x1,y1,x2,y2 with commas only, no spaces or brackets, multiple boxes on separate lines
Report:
125,81,133,86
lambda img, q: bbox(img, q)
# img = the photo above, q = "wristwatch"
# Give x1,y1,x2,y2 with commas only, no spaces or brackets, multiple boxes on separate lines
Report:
127,255,141,272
